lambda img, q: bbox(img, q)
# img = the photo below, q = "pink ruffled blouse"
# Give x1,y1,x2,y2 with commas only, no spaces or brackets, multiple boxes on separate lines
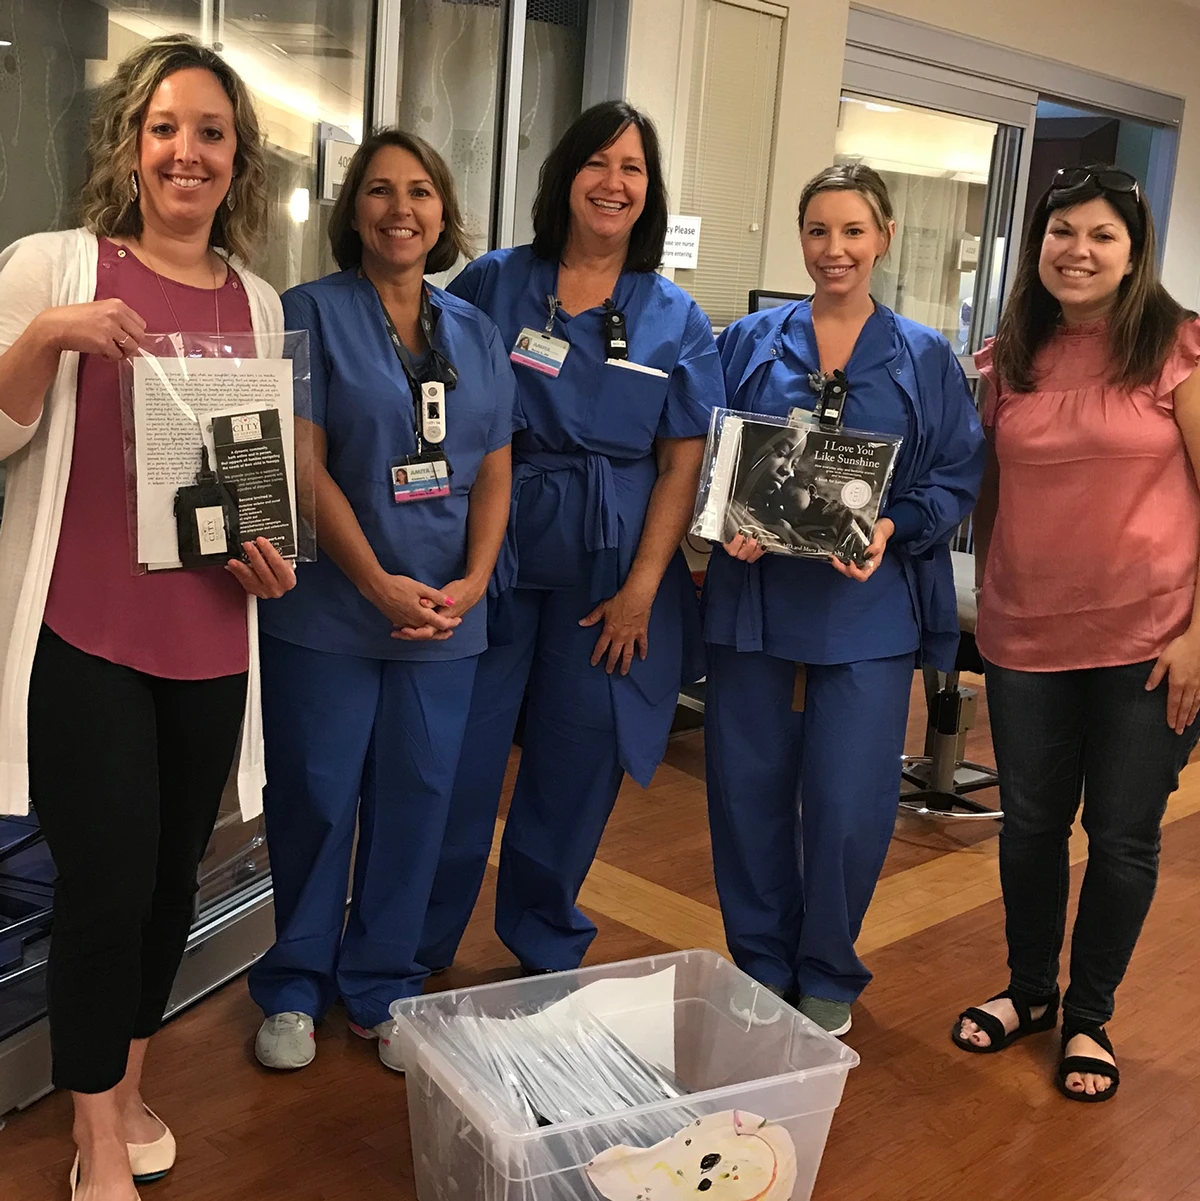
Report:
975,318,1200,672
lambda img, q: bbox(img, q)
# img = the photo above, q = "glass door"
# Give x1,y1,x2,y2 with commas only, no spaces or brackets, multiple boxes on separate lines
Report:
1027,98,1176,269
391,1,593,277
75,1,377,294
512,0,590,247
834,92,1020,354
395,0,508,268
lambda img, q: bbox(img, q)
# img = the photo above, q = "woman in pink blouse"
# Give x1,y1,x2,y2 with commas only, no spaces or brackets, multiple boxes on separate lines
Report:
0,36,293,1200
952,165,1200,1104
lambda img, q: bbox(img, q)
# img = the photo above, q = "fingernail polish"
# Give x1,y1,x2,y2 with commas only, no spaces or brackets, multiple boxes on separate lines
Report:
444,597,455,605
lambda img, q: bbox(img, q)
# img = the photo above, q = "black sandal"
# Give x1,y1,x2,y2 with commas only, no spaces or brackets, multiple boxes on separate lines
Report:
951,987,1060,1054
1056,1022,1120,1103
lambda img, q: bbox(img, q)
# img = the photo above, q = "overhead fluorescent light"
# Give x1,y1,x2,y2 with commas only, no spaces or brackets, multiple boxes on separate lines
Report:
839,96,901,114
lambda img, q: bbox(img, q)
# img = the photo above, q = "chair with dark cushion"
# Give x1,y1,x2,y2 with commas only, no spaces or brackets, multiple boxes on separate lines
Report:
899,550,1002,819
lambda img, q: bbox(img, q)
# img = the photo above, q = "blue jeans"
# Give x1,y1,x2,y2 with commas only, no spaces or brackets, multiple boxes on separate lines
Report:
986,658,1199,1026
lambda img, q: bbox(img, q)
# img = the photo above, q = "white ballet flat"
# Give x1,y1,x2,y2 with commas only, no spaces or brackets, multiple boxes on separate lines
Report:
127,1105,176,1182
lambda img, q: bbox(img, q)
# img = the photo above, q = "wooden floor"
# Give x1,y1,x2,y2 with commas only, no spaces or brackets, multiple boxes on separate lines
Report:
4,673,1200,1200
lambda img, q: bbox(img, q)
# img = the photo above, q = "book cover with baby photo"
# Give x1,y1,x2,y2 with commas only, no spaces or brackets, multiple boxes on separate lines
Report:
691,410,902,564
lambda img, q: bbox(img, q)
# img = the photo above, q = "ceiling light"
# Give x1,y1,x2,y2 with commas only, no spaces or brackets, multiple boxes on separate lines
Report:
839,96,901,114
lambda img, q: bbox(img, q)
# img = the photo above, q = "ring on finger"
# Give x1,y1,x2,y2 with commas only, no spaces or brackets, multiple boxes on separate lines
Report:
117,335,130,348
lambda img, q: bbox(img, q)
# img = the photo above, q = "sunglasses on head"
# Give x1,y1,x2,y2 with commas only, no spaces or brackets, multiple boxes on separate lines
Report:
1049,166,1141,202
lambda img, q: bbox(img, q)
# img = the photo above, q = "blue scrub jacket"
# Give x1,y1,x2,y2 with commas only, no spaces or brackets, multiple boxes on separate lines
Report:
448,245,723,783
715,302,986,671
260,271,518,661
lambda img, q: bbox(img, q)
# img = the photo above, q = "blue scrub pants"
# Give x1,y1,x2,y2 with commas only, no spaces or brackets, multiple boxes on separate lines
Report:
704,644,912,1002
419,585,626,972
249,634,477,1028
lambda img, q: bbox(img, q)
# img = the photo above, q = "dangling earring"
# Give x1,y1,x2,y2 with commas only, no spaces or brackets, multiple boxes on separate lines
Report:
129,171,139,203
225,189,236,212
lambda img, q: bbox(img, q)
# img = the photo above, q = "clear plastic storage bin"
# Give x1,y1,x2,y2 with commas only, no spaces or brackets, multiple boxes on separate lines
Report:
391,949,858,1201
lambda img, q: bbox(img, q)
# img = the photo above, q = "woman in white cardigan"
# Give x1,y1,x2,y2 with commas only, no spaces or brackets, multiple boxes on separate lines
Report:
0,35,293,1201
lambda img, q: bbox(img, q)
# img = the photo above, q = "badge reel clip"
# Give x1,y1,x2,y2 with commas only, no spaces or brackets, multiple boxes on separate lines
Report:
603,299,628,361
806,368,869,569
421,381,446,445
808,368,849,432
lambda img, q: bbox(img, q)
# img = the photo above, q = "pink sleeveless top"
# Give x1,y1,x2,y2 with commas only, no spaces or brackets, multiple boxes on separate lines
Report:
975,318,1200,671
42,238,254,679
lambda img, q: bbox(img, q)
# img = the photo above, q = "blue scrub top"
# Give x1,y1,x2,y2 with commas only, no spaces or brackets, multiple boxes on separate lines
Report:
705,301,921,665
259,270,518,661
447,245,720,599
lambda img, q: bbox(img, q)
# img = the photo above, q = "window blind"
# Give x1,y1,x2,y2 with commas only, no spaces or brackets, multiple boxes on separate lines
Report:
674,0,783,327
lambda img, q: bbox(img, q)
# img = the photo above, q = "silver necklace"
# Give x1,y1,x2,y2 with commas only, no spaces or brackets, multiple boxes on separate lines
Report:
134,241,223,342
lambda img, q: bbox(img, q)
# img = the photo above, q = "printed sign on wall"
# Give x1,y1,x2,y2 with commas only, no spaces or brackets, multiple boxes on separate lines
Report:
321,136,361,202
663,215,703,269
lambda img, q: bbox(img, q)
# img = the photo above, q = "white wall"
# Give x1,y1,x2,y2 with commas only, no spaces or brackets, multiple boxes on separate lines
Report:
626,0,1200,308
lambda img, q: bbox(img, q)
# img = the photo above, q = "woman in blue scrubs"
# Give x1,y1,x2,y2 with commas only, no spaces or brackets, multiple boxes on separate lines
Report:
706,164,985,1035
249,130,516,1071
419,102,723,975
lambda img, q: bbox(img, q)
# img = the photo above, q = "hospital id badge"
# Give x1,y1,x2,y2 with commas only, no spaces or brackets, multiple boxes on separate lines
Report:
511,327,569,377
391,455,450,504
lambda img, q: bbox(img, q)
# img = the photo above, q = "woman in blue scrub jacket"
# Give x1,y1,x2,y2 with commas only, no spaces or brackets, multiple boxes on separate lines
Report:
705,164,984,1035
249,129,516,1072
418,101,723,975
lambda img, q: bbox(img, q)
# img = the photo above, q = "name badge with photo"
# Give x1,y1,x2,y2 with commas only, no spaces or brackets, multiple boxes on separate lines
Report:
510,328,570,377
391,455,451,504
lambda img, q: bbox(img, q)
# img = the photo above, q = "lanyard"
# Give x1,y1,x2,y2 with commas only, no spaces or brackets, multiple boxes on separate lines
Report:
372,283,456,455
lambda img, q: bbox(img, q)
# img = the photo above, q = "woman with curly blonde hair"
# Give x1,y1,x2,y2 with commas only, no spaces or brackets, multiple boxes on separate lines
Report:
0,34,293,1200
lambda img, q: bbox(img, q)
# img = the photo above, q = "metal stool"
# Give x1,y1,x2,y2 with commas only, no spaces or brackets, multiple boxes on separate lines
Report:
900,551,1001,820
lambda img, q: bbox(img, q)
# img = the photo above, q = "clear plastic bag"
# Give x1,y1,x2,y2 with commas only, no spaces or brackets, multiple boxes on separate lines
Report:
118,329,316,574
691,407,902,564
417,995,691,1133
405,994,699,1200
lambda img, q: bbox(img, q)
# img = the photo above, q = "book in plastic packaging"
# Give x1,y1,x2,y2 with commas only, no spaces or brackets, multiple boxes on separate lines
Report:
691,408,903,564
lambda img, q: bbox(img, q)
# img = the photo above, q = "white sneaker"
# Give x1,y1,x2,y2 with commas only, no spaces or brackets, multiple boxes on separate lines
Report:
255,1012,316,1069
350,1018,406,1073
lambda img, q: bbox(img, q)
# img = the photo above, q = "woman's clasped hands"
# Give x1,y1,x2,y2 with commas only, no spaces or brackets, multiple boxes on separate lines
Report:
367,571,490,641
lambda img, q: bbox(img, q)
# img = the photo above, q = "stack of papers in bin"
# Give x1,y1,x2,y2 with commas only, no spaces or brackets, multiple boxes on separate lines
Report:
424,968,687,1130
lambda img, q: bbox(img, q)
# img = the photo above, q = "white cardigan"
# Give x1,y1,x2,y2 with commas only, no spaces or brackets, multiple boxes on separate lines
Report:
0,228,283,820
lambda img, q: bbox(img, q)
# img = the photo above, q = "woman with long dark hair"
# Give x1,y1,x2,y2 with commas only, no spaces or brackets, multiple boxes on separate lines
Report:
953,165,1200,1103
417,102,723,976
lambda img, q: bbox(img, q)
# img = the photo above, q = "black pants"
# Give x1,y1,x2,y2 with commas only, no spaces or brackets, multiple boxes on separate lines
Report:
28,627,247,1094
986,658,1200,1026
